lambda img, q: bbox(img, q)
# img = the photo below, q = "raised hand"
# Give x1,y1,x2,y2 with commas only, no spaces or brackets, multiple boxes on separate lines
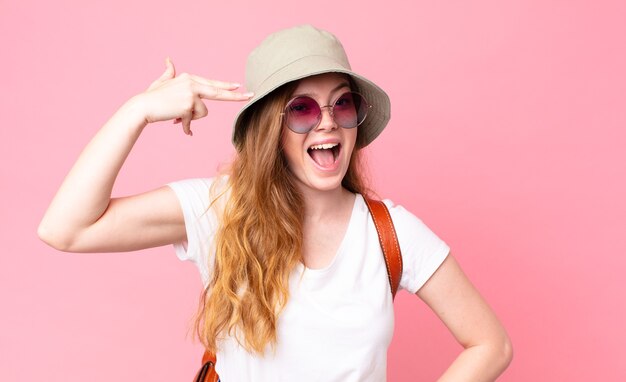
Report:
136,57,253,135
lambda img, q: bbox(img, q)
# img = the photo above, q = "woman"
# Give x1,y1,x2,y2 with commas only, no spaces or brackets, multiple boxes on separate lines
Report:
39,25,512,381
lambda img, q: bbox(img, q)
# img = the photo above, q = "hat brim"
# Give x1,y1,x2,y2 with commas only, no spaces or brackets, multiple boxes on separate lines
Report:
232,55,390,148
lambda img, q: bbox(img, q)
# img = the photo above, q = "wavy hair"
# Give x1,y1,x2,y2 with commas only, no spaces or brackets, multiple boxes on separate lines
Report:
195,76,370,355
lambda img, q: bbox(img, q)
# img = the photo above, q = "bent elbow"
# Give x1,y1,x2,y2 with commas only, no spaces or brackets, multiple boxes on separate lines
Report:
499,334,514,370
37,222,75,252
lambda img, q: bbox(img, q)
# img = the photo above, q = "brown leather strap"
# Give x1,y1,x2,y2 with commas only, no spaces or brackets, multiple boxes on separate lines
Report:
194,351,218,382
364,198,403,299
196,197,402,381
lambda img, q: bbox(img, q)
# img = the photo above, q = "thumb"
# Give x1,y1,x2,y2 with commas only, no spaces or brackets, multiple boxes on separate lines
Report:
147,57,176,90
163,56,176,78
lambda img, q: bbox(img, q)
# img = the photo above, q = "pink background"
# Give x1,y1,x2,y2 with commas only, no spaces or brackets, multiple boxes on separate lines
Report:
2,1,625,381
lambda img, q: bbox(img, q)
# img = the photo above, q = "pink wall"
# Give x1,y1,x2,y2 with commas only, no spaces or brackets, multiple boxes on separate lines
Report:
2,1,625,380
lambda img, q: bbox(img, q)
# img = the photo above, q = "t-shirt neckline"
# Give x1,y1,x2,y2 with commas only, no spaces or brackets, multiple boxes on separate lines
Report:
296,193,363,277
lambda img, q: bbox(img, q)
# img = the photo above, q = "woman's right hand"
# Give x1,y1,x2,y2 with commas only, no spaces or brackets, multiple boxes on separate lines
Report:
134,57,253,136
38,57,252,253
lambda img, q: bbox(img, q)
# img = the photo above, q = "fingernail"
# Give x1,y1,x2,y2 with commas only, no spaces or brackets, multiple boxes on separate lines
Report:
243,92,254,97
232,83,241,88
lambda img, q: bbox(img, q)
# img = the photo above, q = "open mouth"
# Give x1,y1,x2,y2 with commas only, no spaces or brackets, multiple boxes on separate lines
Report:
307,142,341,168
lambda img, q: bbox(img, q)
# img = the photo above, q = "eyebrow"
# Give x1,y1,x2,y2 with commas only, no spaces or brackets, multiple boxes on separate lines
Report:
291,82,351,99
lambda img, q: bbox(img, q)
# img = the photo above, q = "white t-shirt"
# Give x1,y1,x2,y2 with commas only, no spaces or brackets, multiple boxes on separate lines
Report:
168,178,450,381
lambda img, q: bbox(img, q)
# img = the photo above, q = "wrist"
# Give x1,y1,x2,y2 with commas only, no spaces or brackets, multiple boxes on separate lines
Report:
120,95,151,129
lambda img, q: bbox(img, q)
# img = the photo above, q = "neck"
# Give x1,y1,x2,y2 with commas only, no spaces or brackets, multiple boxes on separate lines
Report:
299,186,355,221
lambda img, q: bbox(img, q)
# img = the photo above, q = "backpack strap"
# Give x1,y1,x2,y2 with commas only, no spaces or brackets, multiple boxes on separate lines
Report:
364,197,403,299
193,351,218,382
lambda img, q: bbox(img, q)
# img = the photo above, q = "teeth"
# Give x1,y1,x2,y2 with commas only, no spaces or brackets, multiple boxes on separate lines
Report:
310,143,338,150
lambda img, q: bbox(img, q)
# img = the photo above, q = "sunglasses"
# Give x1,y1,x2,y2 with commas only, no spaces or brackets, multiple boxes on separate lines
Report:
281,91,371,134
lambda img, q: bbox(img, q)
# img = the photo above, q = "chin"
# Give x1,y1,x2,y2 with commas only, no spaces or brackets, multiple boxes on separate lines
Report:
297,172,348,194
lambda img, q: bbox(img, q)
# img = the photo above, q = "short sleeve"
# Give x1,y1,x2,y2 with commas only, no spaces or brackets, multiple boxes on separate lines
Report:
167,178,220,283
383,200,450,294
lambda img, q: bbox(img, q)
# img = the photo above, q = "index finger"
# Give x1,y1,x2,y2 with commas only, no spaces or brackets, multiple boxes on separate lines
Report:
189,74,242,90
196,84,254,102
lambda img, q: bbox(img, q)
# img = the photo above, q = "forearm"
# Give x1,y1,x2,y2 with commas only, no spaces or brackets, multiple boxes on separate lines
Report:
38,96,147,247
437,342,513,382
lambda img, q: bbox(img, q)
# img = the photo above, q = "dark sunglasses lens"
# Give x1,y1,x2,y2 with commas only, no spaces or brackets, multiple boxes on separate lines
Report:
285,96,321,133
333,92,368,128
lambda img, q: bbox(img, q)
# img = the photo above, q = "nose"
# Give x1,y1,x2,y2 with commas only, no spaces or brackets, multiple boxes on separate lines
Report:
315,105,338,131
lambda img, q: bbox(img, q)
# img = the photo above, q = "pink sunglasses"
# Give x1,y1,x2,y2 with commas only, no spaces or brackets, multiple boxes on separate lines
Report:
281,91,371,134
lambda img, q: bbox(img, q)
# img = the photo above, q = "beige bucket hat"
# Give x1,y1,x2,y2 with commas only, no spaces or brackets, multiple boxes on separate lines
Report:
232,24,391,148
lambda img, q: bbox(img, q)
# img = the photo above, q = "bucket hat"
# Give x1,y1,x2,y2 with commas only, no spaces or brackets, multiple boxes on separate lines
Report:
232,24,391,148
